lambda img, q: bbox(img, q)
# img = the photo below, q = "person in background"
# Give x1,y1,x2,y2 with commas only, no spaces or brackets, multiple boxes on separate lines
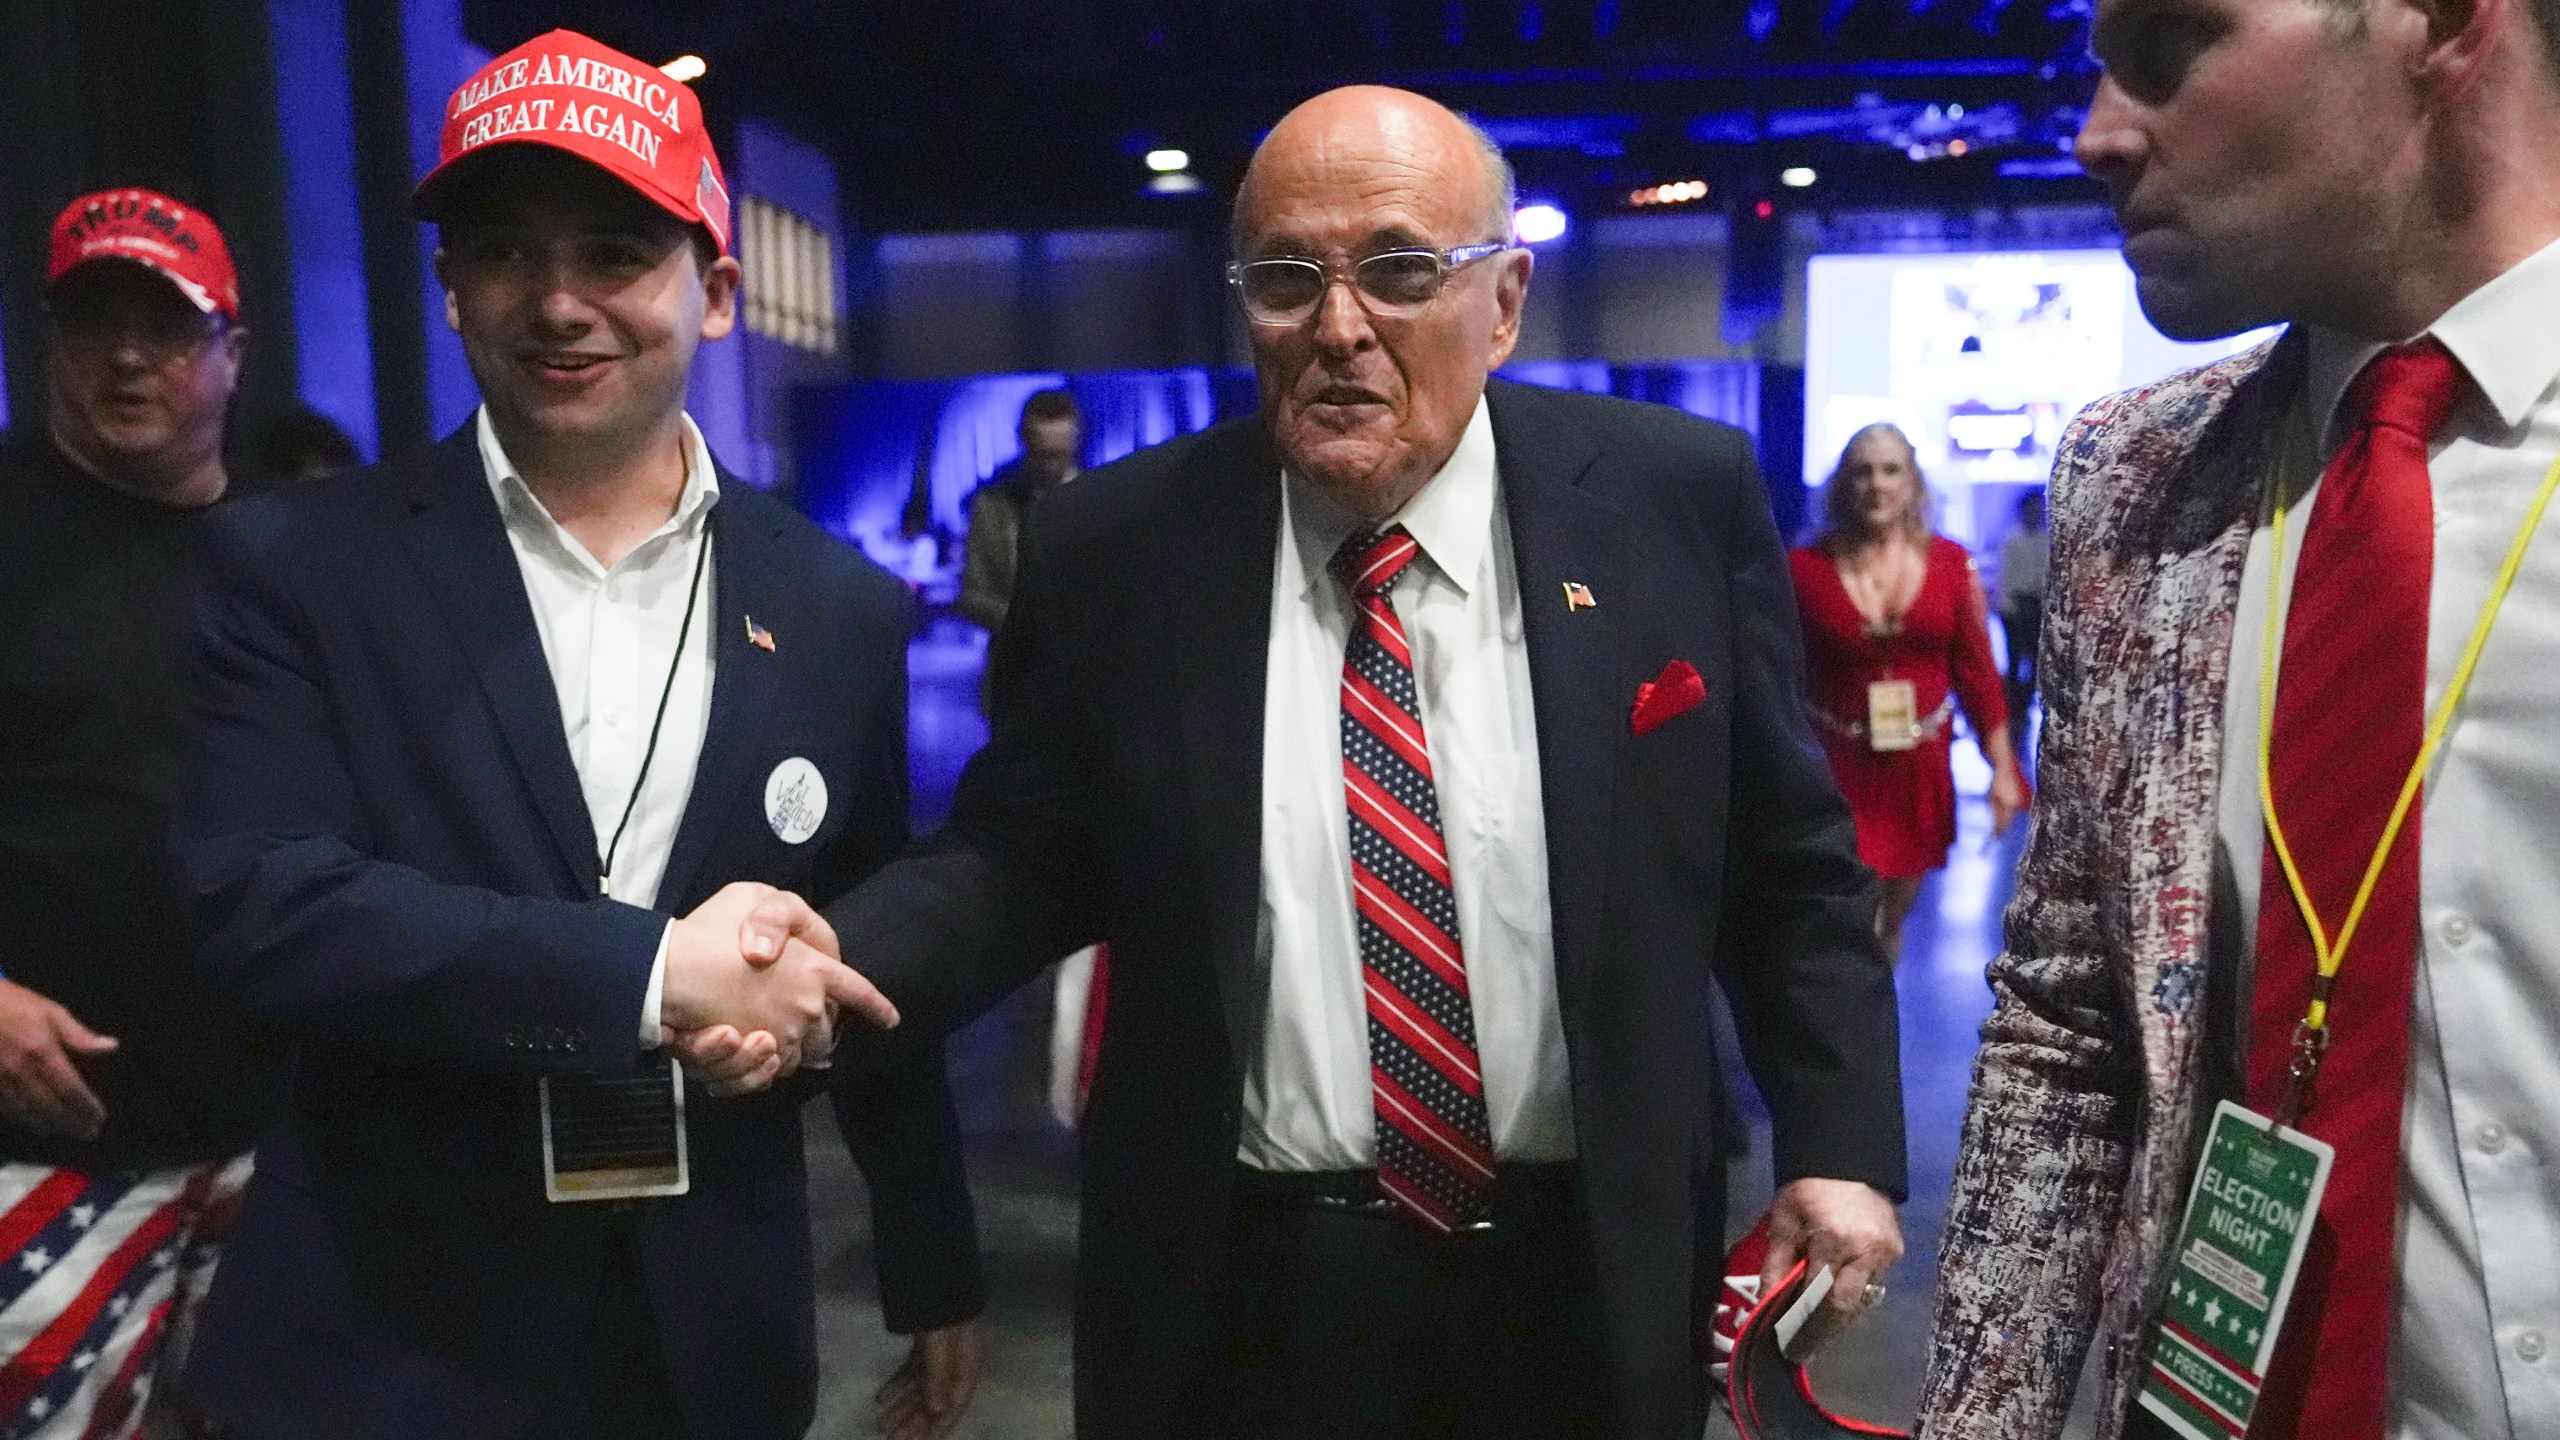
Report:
1790,423,2029,960
956,386,1081,642
1924,0,2560,1429
1995,488,2049,731
248,404,362,491
954,387,1105,1122
172,31,980,1439
0,188,266,1438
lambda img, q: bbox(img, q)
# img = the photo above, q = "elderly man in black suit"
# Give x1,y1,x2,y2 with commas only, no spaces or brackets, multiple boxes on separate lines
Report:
791,85,1906,1439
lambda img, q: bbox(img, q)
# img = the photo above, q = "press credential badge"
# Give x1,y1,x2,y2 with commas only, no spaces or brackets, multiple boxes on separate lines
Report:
2137,1100,2334,1440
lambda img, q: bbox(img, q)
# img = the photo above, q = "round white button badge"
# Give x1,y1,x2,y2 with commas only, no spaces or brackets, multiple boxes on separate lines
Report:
764,757,828,845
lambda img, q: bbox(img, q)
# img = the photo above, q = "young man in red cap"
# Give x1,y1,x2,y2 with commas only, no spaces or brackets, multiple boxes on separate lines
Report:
0,189,266,1435
174,30,982,1440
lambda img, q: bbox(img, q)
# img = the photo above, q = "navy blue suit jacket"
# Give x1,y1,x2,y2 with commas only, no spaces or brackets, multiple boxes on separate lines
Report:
174,431,979,1439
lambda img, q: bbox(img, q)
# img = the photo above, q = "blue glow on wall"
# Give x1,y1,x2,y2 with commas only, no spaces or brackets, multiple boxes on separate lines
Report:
795,368,1224,598
701,119,854,491
414,18,486,438
269,0,378,459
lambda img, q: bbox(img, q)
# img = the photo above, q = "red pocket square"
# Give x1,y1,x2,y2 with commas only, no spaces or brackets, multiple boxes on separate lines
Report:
1631,660,1707,736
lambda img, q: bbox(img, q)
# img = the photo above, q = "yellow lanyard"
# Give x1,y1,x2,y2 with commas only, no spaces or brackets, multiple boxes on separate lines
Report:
2256,444,2560,1116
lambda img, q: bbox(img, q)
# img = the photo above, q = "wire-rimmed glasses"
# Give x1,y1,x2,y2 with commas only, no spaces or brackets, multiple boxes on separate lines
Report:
1225,240,1513,326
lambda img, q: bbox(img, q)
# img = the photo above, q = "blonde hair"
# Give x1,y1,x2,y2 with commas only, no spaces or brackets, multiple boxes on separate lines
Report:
1818,422,1931,549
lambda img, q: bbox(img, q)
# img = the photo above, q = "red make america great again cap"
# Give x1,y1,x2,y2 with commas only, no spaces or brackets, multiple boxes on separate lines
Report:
415,29,732,255
49,189,240,320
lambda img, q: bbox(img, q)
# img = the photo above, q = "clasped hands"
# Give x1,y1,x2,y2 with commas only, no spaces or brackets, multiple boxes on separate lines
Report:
659,882,898,1095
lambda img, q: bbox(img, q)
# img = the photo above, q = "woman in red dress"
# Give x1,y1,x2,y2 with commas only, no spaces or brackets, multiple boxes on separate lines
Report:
1791,423,2030,958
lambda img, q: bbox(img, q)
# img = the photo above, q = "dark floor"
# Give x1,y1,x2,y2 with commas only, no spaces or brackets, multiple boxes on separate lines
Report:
796,622,2060,1438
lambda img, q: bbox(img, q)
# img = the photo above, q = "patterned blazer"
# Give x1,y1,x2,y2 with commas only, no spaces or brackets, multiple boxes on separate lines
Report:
1917,331,2309,1439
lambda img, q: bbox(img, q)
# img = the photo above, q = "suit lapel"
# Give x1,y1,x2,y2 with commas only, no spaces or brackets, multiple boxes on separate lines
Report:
658,485,785,910
2126,333,2307,1086
397,431,600,893
1173,424,1285,1077
1487,384,1619,1034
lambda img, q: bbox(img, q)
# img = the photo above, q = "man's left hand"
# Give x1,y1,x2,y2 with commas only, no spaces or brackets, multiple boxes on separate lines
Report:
1755,1178,1903,1355
874,1322,983,1440
665,1023,783,1097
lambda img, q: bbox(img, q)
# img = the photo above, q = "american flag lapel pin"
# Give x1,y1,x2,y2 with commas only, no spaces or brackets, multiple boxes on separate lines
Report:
1562,582,1597,612
745,616,776,652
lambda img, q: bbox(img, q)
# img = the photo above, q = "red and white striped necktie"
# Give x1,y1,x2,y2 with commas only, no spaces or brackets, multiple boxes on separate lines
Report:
1334,527,1498,1231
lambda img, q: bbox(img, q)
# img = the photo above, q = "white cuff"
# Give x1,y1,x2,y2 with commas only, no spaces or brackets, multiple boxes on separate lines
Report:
641,921,671,1045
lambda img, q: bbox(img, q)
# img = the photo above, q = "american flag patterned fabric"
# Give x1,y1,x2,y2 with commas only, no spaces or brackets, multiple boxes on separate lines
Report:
0,1154,250,1439
1334,526,1498,1232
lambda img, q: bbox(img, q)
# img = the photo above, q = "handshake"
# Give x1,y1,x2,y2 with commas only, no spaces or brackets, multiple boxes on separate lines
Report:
658,882,898,1095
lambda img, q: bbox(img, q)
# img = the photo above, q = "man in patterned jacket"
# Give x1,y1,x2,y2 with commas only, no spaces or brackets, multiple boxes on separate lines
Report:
1922,0,2560,1435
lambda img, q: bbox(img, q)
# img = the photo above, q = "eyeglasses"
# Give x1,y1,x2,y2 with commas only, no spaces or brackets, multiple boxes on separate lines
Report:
51,306,227,363
1226,241,1513,326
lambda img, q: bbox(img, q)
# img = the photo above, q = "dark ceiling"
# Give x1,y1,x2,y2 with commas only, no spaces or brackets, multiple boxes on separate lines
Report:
461,0,2110,234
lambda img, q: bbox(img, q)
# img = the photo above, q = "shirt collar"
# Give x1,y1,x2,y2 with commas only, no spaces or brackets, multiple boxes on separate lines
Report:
475,406,721,575
2306,232,2560,451
1288,395,1499,601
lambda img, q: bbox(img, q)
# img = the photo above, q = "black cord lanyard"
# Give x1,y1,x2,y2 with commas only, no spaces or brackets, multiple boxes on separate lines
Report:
597,519,714,900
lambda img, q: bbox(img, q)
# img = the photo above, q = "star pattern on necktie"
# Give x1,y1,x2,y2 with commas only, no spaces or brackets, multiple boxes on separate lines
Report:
1334,527,1497,1231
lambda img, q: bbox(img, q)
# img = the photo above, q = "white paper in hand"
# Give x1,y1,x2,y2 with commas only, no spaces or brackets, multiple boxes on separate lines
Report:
1776,1264,1837,1360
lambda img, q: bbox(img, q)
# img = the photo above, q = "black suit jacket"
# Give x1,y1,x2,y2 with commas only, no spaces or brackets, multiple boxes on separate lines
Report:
174,431,981,1439
834,381,1905,1439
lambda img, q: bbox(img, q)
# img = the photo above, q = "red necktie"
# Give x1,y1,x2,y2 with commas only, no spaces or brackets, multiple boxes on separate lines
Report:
1335,527,1497,1232
2247,339,2468,1438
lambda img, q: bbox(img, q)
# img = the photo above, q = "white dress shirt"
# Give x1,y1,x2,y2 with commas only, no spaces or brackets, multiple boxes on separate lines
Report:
1241,397,1577,1171
476,409,719,1045
2214,235,2560,1440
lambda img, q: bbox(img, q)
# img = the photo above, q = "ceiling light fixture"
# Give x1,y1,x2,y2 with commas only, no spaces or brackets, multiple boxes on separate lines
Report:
1513,203,1569,244
1628,179,1709,207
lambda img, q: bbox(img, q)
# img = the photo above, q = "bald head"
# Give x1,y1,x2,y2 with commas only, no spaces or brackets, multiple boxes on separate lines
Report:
1229,86,1533,522
1235,87,1515,251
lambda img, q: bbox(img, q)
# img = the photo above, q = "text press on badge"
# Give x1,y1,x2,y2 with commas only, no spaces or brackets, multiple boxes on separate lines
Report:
540,1058,690,1202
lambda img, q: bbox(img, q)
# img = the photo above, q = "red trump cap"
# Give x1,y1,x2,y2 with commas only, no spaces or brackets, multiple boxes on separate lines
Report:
48,189,241,320
1708,1218,1909,1440
416,29,732,255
